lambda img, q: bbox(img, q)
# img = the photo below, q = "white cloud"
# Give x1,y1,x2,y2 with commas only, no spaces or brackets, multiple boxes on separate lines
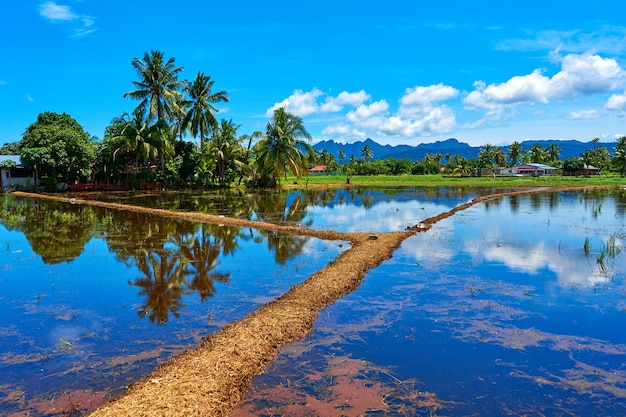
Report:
39,2,77,21
568,109,600,120
320,90,370,113
0,80,7,85
605,91,626,111
321,124,366,139
38,2,96,38
465,53,625,110
26,94,34,102
345,100,389,122
265,88,323,117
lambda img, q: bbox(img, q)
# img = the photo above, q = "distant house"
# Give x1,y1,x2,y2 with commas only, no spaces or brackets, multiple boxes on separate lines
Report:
309,165,327,175
500,163,558,177
562,163,601,176
0,155,35,189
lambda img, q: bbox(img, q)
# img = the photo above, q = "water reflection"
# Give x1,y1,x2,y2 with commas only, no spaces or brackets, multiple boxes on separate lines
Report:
0,194,344,416
89,186,490,232
0,196,318,324
235,189,626,416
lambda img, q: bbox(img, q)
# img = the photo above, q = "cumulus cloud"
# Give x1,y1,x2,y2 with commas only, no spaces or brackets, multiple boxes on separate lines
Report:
465,53,625,110
265,88,324,117
320,90,370,112
568,109,600,120
39,2,96,38
268,84,459,140
605,91,626,112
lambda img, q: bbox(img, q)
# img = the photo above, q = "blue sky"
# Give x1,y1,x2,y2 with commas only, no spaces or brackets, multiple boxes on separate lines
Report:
2,1,626,148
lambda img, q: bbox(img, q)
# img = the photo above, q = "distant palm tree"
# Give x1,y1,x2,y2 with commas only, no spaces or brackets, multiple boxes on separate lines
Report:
181,72,229,148
338,148,346,164
508,141,522,167
254,107,314,185
361,144,373,161
548,143,561,162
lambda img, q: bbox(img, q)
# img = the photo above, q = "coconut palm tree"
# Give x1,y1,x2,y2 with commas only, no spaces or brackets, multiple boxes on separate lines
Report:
253,107,314,185
108,108,160,184
508,141,523,167
203,119,243,187
361,144,373,161
124,50,185,124
181,72,229,148
124,50,185,176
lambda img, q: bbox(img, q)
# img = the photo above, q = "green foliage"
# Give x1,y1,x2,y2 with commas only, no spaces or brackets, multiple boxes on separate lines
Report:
253,108,314,186
562,157,584,173
0,141,21,155
19,112,96,184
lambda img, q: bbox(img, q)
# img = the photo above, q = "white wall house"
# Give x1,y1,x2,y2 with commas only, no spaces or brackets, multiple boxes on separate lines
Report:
0,155,35,189
499,163,558,176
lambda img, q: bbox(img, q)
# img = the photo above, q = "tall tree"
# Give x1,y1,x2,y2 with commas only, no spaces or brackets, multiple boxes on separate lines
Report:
360,144,373,161
253,107,314,185
123,50,185,124
20,112,95,186
613,136,626,175
203,118,243,187
548,143,561,162
107,108,160,183
123,50,184,176
508,141,523,167
181,72,229,148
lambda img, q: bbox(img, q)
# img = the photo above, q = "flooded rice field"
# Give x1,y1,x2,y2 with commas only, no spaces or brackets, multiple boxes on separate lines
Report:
0,195,344,416
2,187,626,416
233,188,626,416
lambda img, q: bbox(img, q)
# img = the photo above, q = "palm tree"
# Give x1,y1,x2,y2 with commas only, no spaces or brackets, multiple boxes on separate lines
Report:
508,141,522,167
548,143,561,162
181,72,229,148
124,50,185,175
253,107,314,185
338,149,346,164
614,136,626,175
123,50,185,124
108,108,160,184
361,144,373,161
203,119,243,187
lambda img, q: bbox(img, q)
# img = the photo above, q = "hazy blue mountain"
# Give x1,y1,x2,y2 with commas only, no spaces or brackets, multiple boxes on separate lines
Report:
313,138,616,162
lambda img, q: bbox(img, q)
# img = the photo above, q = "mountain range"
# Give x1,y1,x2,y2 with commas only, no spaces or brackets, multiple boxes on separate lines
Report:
312,138,616,162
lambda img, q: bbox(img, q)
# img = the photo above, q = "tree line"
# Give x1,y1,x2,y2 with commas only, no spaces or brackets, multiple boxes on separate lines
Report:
2,50,626,189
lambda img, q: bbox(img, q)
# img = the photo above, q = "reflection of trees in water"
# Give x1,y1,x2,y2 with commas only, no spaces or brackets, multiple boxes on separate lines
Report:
134,248,191,324
0,197,97,263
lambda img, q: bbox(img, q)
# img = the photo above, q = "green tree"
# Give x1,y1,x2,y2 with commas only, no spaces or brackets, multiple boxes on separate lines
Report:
107,108,160,184
181,72,229,148
253,107,314,185
203,119,243,187
528,144,548,163
508,141,523,167
20,112,96,186
0,142,21,155
124,50,185,124
477,143,495,168
123,50,184,175
614,136,626,175
360,144,373,161
548,143,561,162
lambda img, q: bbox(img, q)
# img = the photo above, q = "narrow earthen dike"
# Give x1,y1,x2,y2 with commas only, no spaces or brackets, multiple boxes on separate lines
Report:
11,186,611,416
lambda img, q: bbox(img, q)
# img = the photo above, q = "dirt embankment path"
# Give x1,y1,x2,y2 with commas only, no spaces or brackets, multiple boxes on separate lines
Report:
10,185,619,416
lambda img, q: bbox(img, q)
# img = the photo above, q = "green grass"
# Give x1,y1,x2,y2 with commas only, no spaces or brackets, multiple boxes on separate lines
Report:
285,173,626,188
